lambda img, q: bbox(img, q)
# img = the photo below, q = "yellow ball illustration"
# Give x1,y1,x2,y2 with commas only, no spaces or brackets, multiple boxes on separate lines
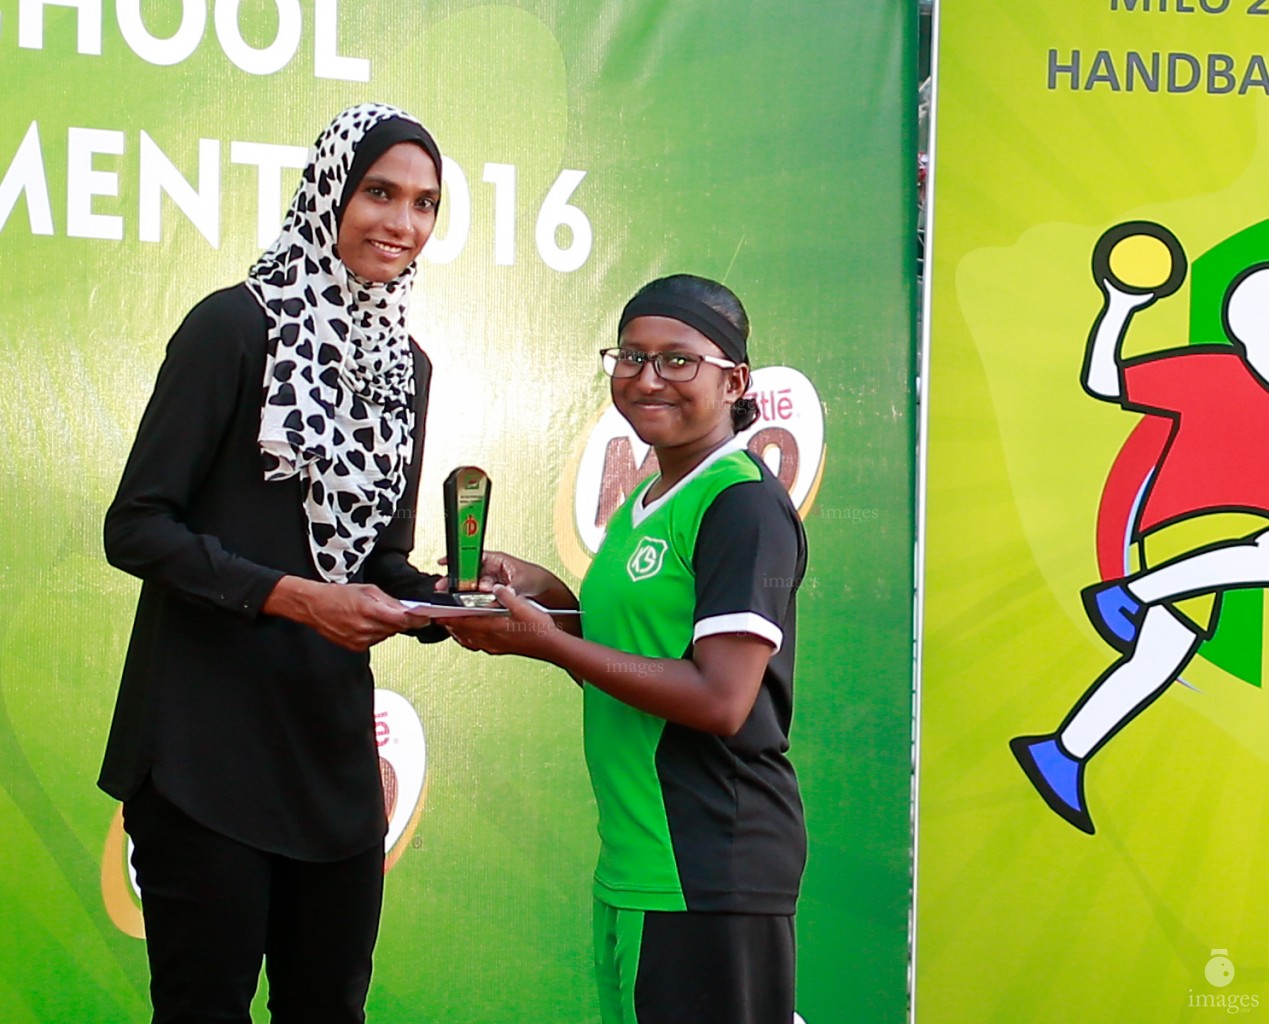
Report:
1107,233,1175,291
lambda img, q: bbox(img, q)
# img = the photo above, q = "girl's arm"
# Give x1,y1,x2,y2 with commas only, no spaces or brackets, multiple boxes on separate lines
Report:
445,474,803,735
446,586,771,736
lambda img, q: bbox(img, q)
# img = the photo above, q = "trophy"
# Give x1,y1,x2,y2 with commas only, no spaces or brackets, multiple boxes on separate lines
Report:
441,466,498,609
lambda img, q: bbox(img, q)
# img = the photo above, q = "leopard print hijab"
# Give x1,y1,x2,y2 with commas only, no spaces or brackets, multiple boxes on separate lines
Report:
247,103,441,583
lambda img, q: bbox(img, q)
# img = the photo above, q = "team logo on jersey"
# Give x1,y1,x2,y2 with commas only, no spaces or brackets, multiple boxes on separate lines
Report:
627,536,668,581
558,366,825,577
101,689,429,937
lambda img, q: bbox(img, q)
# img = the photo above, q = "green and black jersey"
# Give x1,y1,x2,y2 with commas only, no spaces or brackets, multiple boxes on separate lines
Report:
578,440,808,915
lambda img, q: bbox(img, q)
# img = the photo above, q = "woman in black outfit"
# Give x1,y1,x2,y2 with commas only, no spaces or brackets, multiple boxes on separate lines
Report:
100,103,445,1023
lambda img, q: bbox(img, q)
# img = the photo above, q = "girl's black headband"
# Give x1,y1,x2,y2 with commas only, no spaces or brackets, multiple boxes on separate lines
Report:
618,294,748,364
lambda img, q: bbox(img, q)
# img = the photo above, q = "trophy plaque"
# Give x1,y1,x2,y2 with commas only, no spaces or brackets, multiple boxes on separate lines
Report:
442,466,498,609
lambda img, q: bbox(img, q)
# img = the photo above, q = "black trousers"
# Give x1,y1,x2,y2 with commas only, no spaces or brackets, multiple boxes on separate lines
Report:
123,782,384,1024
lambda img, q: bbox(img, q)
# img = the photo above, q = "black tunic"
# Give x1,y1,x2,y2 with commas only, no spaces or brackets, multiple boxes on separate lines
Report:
100,283,444,861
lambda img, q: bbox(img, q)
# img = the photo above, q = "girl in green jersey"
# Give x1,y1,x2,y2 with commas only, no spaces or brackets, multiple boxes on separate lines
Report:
447,274,807,1024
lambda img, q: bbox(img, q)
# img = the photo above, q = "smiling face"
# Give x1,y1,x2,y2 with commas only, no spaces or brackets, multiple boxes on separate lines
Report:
336,141,441,282
611,315,749,456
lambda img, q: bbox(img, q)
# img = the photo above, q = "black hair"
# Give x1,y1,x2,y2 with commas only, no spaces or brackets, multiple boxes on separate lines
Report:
627,274,758,432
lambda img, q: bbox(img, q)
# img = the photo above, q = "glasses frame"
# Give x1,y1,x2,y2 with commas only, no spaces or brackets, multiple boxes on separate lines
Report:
599,347,738,383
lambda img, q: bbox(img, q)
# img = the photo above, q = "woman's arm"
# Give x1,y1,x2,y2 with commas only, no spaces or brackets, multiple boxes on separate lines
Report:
103,290,286,614
104,288,415,651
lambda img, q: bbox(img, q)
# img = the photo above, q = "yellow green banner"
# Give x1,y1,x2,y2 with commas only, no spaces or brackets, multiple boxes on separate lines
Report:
920,2,1269,1020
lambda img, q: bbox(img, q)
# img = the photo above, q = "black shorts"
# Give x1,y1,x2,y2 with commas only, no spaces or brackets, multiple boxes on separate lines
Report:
593,899,796,1024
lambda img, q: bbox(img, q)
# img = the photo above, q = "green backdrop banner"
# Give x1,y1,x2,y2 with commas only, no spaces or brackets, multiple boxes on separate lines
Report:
920,2,1269,1021
0,2,914,1020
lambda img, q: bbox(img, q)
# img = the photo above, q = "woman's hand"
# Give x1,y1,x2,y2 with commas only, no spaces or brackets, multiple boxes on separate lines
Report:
262,576,415,652
444,585,565,657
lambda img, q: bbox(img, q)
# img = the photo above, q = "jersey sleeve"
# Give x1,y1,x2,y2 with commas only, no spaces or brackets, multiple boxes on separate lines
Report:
691,477,804,653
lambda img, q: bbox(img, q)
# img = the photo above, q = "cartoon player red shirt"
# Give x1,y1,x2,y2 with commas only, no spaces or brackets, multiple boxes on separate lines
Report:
1012,221,1269,834
1123,351,1269,531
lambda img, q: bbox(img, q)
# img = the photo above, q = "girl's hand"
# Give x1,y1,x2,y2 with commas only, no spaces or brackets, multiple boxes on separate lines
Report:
437,552,579,620
475,551,550,594
437,551,554,594
444,585,561,657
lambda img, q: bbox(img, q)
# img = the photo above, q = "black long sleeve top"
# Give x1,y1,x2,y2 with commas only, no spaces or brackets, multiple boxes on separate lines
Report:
100,283,444,860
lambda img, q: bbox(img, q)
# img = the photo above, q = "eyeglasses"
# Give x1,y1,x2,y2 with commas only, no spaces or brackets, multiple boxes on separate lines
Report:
599,348,737,382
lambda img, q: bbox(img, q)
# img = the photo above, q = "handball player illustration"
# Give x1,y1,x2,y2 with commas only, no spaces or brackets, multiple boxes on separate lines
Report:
1012,221,1269,834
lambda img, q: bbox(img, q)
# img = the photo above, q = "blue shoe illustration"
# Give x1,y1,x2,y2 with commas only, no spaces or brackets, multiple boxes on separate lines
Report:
1010,734,1094,834
1081,579,1142,652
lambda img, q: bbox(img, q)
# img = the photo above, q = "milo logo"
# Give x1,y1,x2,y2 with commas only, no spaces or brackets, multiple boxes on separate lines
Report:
374,688,428,873
102,689,429,937
558,366,825,576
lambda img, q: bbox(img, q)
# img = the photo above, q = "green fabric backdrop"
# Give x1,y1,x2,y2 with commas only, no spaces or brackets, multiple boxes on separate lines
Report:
0,2,914,1019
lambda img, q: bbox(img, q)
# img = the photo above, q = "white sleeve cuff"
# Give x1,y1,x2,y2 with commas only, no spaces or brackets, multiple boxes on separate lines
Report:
693,612,783,653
